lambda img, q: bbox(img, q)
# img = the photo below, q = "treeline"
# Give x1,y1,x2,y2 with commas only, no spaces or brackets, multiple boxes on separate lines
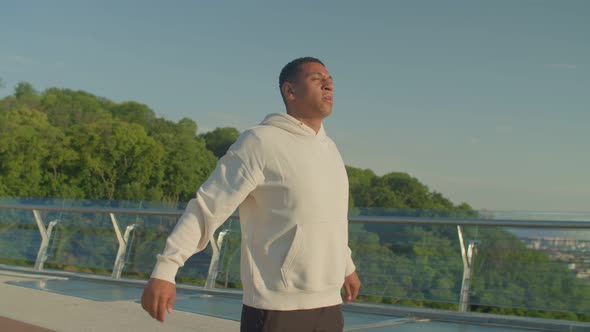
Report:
1,83,588,321
0,82,240,204
0,82,472,211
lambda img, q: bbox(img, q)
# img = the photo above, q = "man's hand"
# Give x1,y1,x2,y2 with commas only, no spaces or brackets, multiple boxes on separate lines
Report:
141,278,176,322
342,271,361,303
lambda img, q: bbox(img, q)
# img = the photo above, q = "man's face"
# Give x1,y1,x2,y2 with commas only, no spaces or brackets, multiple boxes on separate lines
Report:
289,62,334,119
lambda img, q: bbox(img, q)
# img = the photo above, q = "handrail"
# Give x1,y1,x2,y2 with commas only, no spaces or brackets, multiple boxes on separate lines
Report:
349,215,590,228
0,204,182,216
1,203,589,228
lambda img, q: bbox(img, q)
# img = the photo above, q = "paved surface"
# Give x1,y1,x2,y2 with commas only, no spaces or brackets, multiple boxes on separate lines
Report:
0,316,55,332
1,267,588,332
0,270,240,332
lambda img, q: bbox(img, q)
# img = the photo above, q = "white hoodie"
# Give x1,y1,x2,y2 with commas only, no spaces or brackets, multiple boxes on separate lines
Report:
151,113,356,310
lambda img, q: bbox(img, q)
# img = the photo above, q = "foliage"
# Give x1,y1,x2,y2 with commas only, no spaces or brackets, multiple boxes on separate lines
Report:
199,127,240,158
0,83,217,205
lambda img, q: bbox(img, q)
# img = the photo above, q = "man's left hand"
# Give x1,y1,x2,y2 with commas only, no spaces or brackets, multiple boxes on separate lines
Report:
342,271,361,303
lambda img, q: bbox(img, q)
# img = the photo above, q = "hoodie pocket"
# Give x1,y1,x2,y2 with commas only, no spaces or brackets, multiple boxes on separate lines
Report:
280,221,347,291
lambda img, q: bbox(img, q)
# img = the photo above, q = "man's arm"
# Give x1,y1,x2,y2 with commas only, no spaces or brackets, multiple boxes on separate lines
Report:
152,151,259,283
342,246,361,303
142,133,264,322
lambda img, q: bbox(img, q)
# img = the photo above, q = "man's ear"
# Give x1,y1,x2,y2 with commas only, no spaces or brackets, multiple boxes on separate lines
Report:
281,82,296,101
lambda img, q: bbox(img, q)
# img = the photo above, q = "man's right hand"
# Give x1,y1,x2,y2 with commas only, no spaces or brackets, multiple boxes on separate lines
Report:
141,278,176,322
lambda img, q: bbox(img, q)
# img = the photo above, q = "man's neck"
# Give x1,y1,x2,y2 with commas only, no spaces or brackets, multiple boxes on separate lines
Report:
287,111,322,134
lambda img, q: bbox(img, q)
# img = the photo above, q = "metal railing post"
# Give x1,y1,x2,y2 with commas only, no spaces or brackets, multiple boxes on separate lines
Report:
457,226,479,312
45,220,61,255
205,230,228,289
33,210,49,270
110,213,136,279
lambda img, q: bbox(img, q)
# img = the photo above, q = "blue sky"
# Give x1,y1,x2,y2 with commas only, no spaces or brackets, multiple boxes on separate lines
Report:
1,1,589,212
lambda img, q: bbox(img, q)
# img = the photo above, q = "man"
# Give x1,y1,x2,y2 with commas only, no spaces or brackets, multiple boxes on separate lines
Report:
141,57,361,332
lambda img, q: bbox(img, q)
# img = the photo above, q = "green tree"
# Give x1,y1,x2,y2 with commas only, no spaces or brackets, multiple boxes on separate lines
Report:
14,82,37,99
149,118,217,204
0,106,57,197
41,125,82,198
200,127,240,158
40,88,110,130
346,166,377,207
109,101,156,128
69,117,165,200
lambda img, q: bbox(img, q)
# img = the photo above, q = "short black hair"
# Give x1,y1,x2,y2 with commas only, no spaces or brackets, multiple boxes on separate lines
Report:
279,57,325,100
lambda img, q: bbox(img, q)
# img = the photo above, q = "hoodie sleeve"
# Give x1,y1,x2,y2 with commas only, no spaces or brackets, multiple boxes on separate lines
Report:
151,132,264,283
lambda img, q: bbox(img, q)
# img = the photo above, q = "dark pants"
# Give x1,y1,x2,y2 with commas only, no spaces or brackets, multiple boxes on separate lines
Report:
240,304,344,332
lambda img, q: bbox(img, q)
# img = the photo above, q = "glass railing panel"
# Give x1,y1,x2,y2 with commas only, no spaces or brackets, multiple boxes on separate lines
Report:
464,224,590,315
41,211,118,274
349,220,463,308
122,212,238,286
0,205,40,266
117,212,176,279
215,217,242,289
349,207,475,308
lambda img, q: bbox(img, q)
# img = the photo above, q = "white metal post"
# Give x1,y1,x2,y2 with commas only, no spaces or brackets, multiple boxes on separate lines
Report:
205,230,228,289
33,210,48,270
110,213,136,279
457,225,479,312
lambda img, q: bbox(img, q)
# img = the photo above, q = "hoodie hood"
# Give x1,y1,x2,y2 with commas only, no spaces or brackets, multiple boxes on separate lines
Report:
260,113,326,138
